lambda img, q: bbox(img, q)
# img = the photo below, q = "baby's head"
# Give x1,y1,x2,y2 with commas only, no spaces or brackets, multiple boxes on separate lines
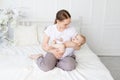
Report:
72,34,86,46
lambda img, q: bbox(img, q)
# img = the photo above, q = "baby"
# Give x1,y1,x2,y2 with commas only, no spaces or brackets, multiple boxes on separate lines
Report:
30,34,86,59
51,34,86,58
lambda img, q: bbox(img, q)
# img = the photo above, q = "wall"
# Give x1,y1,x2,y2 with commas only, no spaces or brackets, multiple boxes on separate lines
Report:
0,0,120,56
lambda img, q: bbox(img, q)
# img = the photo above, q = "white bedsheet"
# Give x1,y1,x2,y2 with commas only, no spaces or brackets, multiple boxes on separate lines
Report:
0,44,114,80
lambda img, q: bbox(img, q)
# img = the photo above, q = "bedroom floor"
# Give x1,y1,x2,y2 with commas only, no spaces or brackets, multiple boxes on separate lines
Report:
99,56,120,80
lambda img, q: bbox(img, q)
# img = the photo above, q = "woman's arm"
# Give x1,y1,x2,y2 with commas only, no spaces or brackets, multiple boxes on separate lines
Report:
42,34,52,52
42,33,63,59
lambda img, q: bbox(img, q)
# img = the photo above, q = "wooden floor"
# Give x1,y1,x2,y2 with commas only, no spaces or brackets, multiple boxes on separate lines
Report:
99,56,120,80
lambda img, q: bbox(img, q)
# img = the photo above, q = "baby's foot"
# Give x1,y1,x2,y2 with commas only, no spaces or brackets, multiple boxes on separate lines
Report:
29,54,43,60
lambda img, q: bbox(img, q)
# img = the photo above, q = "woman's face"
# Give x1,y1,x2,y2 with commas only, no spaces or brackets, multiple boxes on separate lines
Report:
57,18,71,29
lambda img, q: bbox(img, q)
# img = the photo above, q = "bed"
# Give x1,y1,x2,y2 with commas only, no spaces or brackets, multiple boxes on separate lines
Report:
0,20,114,80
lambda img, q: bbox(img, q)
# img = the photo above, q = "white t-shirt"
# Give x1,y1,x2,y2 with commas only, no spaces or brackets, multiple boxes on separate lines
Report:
44,24,77,58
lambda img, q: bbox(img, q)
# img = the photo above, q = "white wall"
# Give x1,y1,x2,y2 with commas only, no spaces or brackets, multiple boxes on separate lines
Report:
0,0,120,56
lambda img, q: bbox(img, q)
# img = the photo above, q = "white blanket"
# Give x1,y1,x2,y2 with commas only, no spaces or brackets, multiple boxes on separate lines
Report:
0,44,114,80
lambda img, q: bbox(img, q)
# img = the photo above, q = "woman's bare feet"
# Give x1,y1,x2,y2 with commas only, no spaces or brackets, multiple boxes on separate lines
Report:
29,54,43,60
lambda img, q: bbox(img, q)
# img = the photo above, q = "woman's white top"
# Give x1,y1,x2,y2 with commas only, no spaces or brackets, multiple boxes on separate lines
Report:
44,24,77,58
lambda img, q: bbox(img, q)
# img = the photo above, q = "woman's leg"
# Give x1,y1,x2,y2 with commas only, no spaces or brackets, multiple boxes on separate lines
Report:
57,56,77,71
36,53,57,72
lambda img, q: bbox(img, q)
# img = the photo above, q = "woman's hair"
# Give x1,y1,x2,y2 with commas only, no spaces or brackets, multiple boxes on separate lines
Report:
54,9,71,24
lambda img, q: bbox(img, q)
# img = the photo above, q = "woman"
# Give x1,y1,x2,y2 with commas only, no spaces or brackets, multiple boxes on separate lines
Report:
32,9,81,71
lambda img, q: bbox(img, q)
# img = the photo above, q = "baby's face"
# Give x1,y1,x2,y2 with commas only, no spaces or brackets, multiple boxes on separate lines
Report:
72,34,84,45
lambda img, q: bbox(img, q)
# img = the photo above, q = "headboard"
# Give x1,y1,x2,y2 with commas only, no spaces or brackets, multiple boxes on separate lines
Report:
17,19,81,33
18,19,53,28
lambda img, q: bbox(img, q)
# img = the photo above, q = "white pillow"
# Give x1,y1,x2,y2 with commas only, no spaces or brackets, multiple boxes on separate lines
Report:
37,22,52,44
14,25,39,46
37,26,46,44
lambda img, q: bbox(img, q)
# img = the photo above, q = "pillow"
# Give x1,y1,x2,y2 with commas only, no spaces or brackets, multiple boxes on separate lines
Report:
37,22,52,44
14,25,39,46
37,25,46,44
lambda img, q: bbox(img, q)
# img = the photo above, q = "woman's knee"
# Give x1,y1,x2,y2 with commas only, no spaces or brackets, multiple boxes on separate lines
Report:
63,62,76,71
57,57,77,71
39,64,56,72
36,55,57,72
37,60,56,72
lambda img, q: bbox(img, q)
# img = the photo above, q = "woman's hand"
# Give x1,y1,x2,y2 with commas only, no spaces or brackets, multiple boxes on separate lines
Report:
42,33,64,59
43,45,63,59
49,48,63,59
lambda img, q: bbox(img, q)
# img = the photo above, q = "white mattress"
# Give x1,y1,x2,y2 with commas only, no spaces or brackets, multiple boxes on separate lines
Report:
0,44,114,80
